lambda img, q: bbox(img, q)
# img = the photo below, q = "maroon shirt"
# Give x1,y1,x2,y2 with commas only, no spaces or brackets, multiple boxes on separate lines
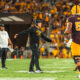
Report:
67,15,80,44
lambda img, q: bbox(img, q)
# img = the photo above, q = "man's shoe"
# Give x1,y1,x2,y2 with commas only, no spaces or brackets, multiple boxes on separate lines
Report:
29,70,35,73
35,69,43,73
2,67,8,70
77,74,80,78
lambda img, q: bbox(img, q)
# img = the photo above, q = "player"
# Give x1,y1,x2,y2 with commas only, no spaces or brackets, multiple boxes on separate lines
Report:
64,3,80,78
14,20,54,73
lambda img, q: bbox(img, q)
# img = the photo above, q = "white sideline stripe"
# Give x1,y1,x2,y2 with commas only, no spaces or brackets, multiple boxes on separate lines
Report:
16,70,65,73
7,59,21,61
0,78,56,80
41,67,73,69
7,59,14,60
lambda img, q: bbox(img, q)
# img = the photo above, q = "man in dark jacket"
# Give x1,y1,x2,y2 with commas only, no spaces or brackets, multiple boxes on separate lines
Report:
14,20,53,73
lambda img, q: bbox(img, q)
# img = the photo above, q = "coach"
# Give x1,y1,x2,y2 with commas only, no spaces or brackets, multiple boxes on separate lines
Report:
14,20,54,73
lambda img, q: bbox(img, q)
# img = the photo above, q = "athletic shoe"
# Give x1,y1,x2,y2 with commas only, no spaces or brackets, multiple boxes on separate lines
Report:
1,67,8,70
35,69,43,73
77,74,80,78
29,70,35,73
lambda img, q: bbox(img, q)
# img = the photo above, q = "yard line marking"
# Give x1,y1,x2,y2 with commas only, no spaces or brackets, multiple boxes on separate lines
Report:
16,70,65,73
0,78,56,80
41,67,73,69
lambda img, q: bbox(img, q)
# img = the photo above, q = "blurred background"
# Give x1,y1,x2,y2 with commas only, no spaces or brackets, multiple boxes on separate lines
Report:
0,0,77,59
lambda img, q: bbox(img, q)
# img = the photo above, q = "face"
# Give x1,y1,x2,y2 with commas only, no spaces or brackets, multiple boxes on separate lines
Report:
37,22,42,29
0,26,5,31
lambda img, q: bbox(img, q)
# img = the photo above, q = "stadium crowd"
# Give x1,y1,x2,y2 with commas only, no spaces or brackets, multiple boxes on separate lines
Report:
0,0,78,58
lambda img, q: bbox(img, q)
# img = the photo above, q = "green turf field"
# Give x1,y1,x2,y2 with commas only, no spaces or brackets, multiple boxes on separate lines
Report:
0,58,79,80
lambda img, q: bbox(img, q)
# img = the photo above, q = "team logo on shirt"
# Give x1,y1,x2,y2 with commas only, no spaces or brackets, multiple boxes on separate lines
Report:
36,30,41,36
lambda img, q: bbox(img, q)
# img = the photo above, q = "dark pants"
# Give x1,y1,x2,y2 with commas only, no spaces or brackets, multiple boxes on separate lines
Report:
29,46,40,71
0,48,8,67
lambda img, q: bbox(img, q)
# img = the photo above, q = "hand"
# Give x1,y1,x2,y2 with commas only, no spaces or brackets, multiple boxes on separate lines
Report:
10,44,13,49
14,34,18,39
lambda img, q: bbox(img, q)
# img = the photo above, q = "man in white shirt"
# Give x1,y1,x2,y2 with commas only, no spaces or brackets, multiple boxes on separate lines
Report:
0,24,13,69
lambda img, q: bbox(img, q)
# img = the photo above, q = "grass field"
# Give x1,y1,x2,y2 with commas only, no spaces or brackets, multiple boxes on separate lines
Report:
0,58,79,80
